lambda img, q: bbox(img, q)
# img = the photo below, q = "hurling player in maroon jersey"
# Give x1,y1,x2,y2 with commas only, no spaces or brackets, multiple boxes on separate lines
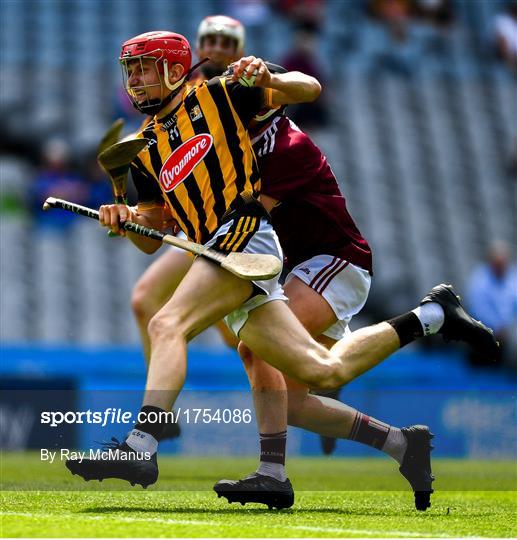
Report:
215,91,433,510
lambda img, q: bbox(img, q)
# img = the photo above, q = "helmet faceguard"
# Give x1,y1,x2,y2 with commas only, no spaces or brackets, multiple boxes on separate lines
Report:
120,31,192,116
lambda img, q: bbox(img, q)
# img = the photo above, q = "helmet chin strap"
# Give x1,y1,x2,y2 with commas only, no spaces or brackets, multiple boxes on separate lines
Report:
133,58,210,116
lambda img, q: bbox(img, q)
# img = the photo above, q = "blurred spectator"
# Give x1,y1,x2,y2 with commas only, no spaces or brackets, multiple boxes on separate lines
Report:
365,0,455,76
466,240,517,369
368,0,411,43
279,20,329,129
412,0,454,28
82,152,116,209
224,0,272,58
493,2,517,175
30,139,90,230
366,0,419,76
494,1,517,70
274,0,324,29
113,87,142,135
0,156,33,218
412,0,454,62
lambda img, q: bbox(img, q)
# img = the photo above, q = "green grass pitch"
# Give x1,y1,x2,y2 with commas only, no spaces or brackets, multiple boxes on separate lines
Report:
1,452,515,537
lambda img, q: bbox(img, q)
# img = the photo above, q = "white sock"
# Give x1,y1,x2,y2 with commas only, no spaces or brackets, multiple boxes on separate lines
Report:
381,427,407,465
411,302,445,336
256,461,287,482
125,429,158,455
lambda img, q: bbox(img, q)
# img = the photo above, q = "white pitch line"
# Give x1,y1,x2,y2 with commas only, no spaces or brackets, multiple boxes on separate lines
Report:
1,511,466,538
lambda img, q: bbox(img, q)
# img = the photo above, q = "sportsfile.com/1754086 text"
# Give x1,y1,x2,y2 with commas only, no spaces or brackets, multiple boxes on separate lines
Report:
40,408,253,427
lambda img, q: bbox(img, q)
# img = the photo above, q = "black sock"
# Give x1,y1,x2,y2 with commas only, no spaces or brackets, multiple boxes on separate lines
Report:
387,312,424,347
133,405,167,441
260,430,287,465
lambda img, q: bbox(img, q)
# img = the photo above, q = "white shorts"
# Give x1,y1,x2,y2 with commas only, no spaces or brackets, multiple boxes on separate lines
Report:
204,217,287,337
287,254,371,340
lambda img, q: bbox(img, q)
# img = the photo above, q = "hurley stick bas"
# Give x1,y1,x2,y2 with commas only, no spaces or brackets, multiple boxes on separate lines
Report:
97,138,149,204
42,197,282,281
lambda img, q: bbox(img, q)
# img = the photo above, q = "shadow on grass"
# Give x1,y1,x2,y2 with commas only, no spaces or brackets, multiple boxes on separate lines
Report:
79,506,447,517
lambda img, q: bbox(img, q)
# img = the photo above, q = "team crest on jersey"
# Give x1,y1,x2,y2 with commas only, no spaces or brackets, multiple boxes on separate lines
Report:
159,134,213,192
189,105,203,121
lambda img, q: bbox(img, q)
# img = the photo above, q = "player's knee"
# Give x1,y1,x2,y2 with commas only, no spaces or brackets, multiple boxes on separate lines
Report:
148,309,185,345
238,342,261,384
297,359,341,390
131,281,155,325
237,341,253,368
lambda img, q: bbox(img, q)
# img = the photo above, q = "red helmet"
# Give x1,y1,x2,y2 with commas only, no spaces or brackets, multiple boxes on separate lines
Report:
119,31,192,114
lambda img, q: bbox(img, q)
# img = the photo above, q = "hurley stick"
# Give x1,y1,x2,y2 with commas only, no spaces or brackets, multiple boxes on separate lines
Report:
43,197,282,281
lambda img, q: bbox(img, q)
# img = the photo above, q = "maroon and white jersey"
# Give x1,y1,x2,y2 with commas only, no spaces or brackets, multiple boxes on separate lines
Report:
251,116,373,274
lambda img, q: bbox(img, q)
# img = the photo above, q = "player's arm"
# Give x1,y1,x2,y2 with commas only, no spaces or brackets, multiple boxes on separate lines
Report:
259,194,280,213
231,56,321,106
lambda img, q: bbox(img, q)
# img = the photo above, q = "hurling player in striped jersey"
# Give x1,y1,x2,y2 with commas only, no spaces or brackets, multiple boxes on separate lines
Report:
125,17,488,512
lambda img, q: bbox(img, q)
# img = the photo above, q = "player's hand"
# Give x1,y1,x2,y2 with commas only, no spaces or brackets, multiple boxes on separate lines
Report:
163,215,181,235
99,204,134,236
231,56,271,88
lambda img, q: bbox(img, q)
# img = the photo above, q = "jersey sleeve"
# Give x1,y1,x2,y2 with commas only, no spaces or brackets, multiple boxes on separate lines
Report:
222,79,274,126
129,162,164,206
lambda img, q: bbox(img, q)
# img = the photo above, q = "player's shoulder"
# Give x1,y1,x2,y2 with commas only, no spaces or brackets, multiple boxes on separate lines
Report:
184,76,227,102
138,117,157,138
138,116,154,132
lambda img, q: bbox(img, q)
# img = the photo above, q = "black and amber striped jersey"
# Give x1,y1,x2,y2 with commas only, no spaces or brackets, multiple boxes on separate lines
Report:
130,77,273,244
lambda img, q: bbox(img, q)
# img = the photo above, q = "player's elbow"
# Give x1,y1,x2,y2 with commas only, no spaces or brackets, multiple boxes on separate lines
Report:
307,77,322,102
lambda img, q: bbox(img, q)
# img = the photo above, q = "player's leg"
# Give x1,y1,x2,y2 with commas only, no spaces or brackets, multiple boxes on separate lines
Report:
240,282,499,389
215,273,387,507
237,295,395,389
214,268,348,508
66,256,255,487
131,247,192,364
64,213,287,487
242,274,341,460
213,348,294,510
224,271,435,510
142,257,253,410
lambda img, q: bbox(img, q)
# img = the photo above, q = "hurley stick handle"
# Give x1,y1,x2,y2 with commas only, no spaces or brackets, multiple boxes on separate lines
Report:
43,197,164,242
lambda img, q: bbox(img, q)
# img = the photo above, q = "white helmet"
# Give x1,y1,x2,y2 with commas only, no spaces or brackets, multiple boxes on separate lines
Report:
196,15,245,53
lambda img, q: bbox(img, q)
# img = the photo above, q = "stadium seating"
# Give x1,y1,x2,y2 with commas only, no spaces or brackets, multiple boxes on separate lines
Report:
0,0,514,344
